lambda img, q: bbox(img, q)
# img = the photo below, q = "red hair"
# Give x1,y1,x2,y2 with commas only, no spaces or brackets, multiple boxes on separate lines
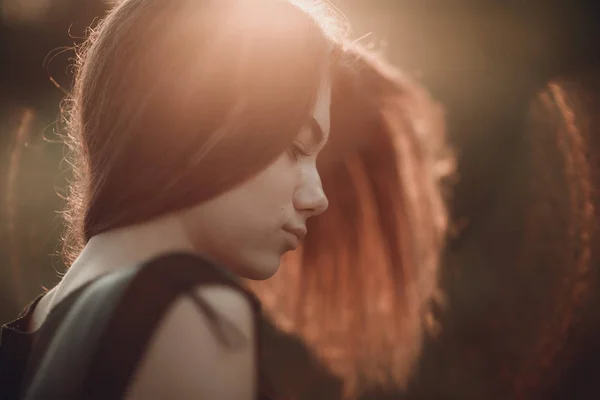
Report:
251,45,453,397
60,1,452,397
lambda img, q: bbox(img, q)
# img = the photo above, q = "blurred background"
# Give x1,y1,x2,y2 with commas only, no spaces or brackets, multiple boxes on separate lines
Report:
2,0,600,399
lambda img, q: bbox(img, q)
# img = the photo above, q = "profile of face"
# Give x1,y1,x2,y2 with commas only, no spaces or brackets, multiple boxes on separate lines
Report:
178,81,331,280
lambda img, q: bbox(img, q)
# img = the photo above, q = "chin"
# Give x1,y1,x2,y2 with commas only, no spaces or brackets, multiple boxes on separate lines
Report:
240,255,281,281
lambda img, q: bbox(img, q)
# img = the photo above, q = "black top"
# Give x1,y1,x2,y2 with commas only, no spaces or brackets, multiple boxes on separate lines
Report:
0,253,278,400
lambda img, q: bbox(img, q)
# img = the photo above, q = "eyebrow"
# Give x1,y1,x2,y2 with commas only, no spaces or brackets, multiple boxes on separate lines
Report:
307,117,326,147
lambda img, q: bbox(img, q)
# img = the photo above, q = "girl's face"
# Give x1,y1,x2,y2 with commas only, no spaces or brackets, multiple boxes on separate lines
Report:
178,81,331,280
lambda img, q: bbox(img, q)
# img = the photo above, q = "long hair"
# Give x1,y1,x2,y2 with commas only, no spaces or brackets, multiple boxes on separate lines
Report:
61,0,333,264
60,0,452,398
251,45,453,397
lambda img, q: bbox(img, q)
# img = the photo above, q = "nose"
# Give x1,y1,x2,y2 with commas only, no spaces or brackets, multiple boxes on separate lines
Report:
293,171,329,218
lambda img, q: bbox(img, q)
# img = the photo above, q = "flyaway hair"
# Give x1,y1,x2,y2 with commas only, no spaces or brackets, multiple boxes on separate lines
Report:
250,45,454,397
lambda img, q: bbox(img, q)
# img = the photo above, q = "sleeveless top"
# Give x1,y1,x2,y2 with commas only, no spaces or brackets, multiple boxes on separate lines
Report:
0,252,280,400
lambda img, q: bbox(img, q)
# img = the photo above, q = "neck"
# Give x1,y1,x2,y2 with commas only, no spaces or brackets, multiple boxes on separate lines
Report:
63,214,197,289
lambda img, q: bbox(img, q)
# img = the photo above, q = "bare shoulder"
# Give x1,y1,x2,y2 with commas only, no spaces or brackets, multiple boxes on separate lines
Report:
125,284,256,400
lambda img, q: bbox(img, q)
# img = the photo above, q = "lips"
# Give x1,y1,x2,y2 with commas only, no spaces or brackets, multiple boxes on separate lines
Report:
283,225,307,242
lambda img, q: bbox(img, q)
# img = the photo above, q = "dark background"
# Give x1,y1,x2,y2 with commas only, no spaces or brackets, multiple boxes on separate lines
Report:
2,1,600,398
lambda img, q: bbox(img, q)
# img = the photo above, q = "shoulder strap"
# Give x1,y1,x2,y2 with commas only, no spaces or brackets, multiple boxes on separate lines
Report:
83,252,261,400
22,252,261,400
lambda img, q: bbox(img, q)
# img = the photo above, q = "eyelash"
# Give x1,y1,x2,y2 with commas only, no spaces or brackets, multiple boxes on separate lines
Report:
288,144,309,161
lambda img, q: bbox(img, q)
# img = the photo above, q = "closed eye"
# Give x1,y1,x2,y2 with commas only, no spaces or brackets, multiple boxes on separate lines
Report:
288,117,325,162
288,143,310,162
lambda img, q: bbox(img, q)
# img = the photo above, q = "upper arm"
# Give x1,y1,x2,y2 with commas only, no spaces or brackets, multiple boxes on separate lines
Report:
125,285,256,400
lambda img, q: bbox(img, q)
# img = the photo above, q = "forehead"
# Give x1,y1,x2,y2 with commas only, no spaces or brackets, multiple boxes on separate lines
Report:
311,80,332,143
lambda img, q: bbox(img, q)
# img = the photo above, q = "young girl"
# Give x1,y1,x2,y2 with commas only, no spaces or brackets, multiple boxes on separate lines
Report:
0,0,450,399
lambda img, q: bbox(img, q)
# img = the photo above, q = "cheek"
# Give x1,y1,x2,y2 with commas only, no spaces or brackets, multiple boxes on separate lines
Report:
210,155,297,232
254,155,299,206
